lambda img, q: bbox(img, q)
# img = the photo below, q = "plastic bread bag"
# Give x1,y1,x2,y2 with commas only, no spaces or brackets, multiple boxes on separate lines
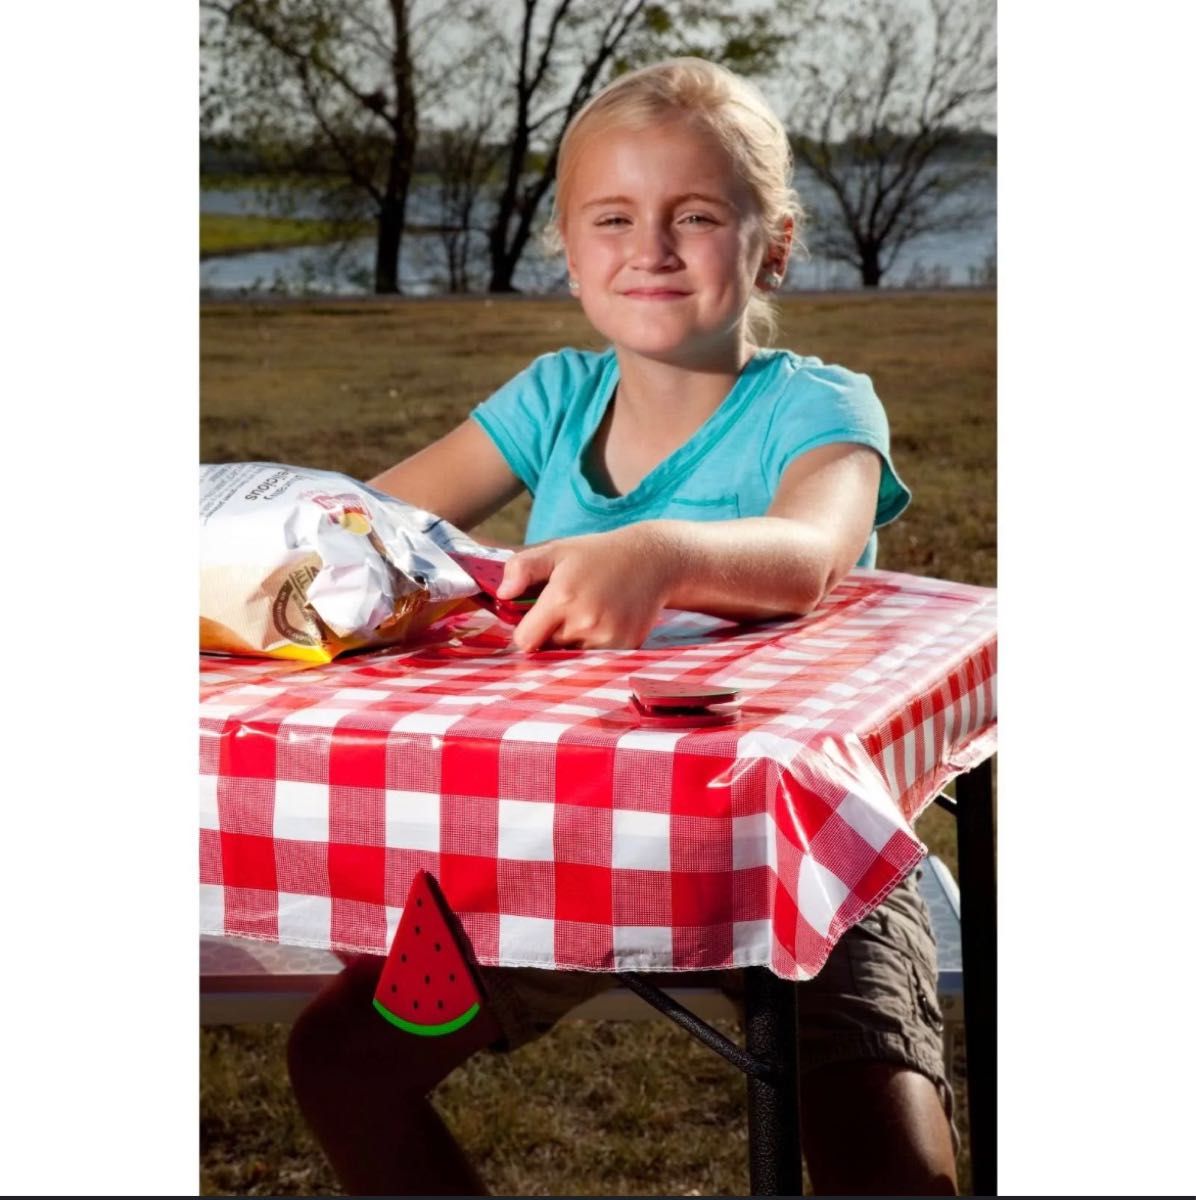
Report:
200,462,510,663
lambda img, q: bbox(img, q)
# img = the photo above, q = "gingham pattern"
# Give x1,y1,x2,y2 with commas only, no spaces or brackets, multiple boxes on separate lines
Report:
200,568,996,981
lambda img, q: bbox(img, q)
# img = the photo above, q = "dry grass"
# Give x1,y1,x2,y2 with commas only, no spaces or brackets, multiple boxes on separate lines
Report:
199,290,995,1196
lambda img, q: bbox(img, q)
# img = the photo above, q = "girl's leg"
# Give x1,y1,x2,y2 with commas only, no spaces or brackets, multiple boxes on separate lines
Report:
801,1061,957,1195
286,954,503,1196
794,869,959,1195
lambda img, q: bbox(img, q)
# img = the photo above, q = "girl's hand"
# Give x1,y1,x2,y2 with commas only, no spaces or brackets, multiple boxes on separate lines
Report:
497,525,677,652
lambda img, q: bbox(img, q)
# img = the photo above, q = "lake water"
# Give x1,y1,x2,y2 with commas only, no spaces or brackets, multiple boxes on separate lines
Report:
201,171,994,296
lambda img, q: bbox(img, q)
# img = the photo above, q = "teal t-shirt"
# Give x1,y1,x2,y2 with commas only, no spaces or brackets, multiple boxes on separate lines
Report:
470,346,911,567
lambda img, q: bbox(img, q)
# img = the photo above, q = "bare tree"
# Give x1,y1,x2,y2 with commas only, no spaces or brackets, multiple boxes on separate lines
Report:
201,0,486,294
785,0,996,287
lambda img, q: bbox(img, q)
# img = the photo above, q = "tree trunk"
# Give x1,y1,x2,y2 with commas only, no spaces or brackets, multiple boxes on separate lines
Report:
486,109,527,293
373,0,417,295
487,229,520,293
487,145,526,292
488,176,554,293
375,196,404,293
860,245,883,288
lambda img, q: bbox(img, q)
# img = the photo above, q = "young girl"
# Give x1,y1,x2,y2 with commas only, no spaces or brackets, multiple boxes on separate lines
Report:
287,58,958,1196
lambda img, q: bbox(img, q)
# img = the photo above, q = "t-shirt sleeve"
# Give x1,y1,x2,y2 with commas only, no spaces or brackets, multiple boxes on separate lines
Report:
762,360,912,529
469,350,591,494
469,354,559,492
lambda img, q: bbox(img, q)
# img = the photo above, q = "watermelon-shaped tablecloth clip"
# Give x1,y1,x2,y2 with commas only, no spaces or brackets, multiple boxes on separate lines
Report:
447,550,544,625
373,870,487,1036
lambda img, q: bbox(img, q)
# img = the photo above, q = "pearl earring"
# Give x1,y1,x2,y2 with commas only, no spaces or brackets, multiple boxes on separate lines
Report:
568,278,580,294
761,270,783,290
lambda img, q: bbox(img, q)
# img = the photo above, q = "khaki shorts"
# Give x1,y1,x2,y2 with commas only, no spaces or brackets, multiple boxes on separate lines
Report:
479,867,956,1147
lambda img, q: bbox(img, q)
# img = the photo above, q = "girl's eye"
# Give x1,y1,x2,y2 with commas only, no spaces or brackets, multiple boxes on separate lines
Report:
679,213,717,226
595,215,630,227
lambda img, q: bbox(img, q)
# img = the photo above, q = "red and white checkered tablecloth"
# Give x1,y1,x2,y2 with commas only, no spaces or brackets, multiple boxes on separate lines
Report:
200,567,996,981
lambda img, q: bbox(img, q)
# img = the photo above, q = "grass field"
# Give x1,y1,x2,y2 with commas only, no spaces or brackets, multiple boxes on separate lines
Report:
200,291,995,1196
200,213,372,259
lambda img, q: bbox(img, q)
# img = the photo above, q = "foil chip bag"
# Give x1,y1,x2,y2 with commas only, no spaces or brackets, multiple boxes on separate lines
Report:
200,462,507,663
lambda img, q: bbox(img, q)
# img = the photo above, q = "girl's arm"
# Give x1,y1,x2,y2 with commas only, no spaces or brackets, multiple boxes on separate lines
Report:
664,441,881,619
498,443,881,651
368,419,525,536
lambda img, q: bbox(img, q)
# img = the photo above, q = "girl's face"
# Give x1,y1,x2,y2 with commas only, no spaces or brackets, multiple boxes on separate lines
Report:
561,117,780,367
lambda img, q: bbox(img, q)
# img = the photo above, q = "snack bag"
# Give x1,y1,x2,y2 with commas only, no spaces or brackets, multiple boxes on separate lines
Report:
200,462,509,663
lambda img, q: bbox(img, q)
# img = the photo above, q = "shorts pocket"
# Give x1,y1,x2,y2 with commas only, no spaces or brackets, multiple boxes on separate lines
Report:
877,873,942,981
909,955,945,1034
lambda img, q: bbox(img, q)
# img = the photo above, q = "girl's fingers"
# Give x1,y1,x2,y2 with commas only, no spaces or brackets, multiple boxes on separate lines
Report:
512,615,564,654
511,593,566,653
497,544,557,599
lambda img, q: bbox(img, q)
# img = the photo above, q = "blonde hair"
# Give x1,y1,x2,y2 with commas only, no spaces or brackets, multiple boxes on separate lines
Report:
547,57,805,346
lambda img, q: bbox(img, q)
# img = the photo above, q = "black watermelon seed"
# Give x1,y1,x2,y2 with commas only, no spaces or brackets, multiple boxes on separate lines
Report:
424,974,430,985
390,984,397,993
413,1000,419,1009
449,973,456,982
438,1000,444,1009
416,898,423,907
400,953,406,962
415,925,421,934
434,942,441,952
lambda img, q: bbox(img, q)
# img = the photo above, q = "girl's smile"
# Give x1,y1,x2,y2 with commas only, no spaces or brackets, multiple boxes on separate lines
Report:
620,287,692,299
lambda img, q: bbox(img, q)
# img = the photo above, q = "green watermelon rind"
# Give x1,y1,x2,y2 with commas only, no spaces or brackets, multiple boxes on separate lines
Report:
372,997,480,1037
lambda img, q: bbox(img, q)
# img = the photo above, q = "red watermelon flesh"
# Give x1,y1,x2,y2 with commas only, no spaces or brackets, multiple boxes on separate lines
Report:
373,870,485,1036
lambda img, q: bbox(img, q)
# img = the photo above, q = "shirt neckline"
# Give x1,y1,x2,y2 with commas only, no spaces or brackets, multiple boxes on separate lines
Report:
571,348,779,514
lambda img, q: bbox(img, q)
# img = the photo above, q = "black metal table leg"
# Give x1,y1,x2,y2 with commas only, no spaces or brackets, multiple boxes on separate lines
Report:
743,966,801,1196
619,968,801,1196
954,758,997,1196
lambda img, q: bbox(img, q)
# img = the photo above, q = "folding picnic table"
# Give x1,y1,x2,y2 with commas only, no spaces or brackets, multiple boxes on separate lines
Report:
200,566,997,1195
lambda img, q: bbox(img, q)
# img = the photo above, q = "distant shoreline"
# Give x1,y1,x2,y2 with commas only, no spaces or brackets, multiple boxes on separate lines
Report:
200,224,469,261
199,285,996,306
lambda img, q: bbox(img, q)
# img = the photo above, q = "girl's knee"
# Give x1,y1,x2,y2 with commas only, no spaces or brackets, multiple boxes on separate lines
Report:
287,960,493,1100
287,962,382,1086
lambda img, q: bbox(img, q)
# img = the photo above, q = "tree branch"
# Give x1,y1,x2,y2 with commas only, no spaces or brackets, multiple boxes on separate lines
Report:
295,63,383,204
216,0,402,133
526,0,576,99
